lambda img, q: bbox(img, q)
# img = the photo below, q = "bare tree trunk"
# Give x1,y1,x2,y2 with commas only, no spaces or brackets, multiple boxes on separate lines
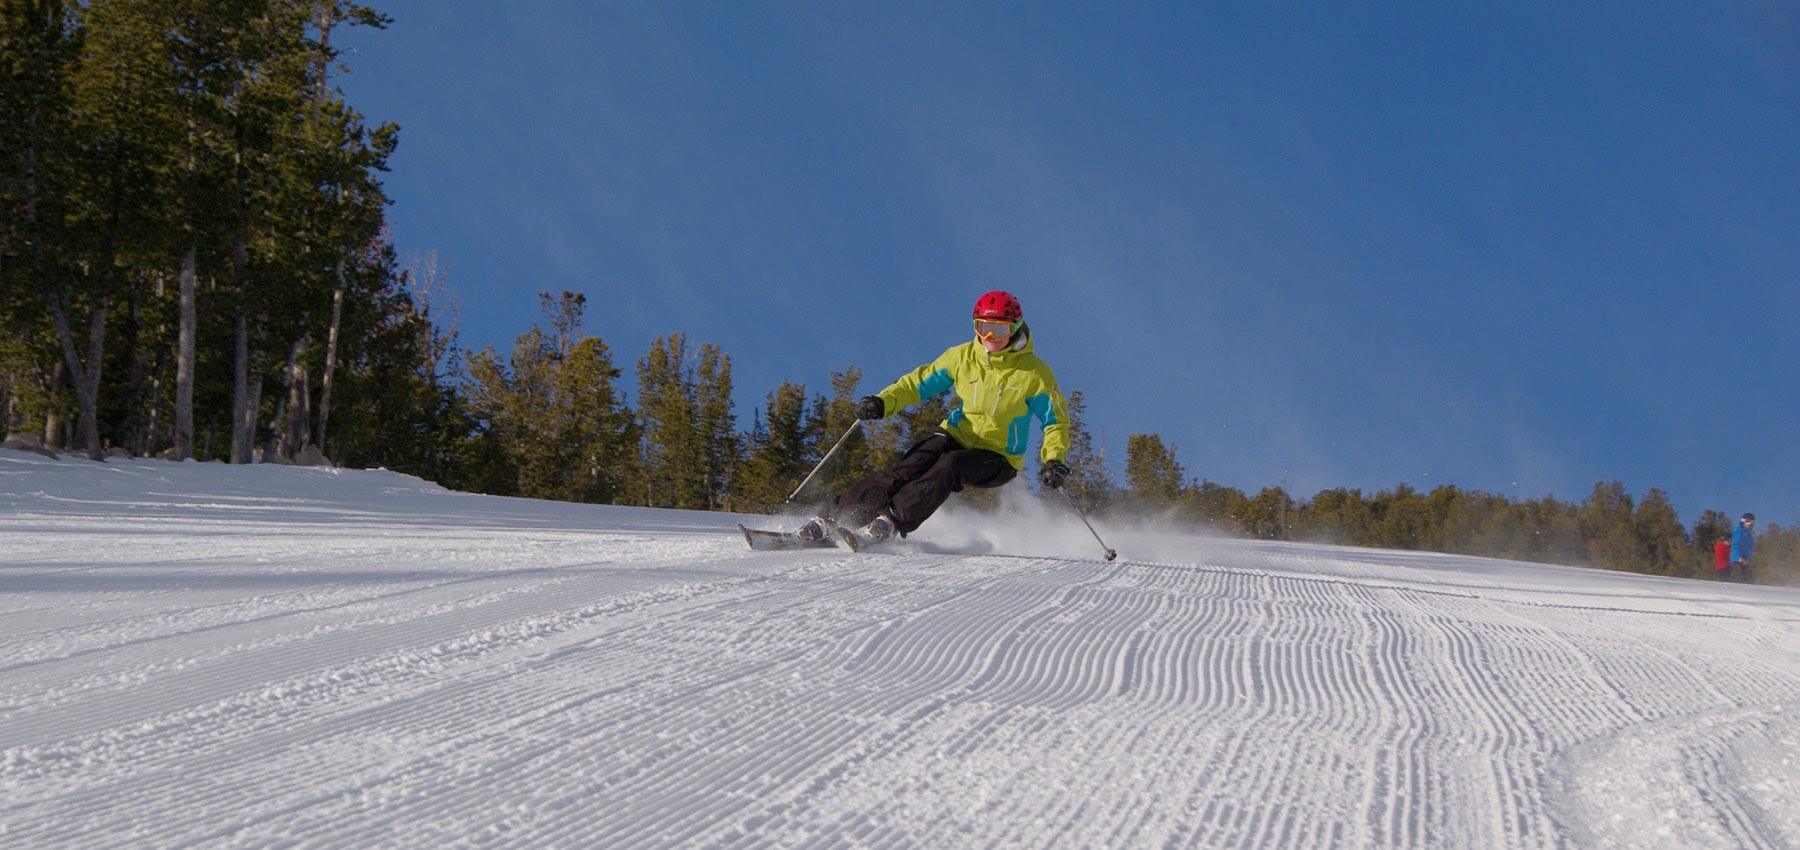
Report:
311,8,345,458
315,282,342,451
44,358,67,450
120,279,146,456
80,301,105,457
145,363,163,455
292,363,312,456
276,333,310,460
231,308,251,463
268,334,307,461
139,274,169,455
44,292,109,461
245,371,262,460
174,245,197,460
3,374,14,435
266,395,285,460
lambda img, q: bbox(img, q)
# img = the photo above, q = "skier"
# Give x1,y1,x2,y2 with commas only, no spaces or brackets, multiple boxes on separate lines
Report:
1713,534,1731,579
800,290,1072,544
1730,512,1756,583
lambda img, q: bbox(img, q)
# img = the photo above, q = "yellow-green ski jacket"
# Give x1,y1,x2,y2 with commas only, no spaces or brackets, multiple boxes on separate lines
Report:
874,328,1070,470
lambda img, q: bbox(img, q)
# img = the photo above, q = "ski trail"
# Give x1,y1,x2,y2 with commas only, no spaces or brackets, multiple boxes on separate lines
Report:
7,455,1800,847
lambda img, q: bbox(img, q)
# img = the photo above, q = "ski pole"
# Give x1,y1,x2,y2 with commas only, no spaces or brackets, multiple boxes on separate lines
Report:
786,420,863,503
1059,488,1118,561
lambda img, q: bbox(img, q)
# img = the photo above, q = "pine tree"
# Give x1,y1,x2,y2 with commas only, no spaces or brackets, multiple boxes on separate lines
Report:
633,333,738,510
1186,480,1249,530
1241,486,1294,539
1370,484,1435,549
1,0,105,458
1576,481,1636,570
1631,488,1689,576
735,381,813,511
1058,389,1112,510
693,343,737,509
466,292,633,502
808,367,875,496
1124,433,1184,505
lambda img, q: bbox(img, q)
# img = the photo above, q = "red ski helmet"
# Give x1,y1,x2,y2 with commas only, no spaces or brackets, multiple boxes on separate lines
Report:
972,290,1023,322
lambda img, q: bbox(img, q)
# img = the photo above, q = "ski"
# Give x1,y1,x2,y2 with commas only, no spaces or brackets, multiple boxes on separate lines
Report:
736,522,887,552
827,523,862,553
739,523,852,551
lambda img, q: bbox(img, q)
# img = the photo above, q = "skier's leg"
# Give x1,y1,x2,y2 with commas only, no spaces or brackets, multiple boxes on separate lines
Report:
887,448,1016,534
820,432,957,528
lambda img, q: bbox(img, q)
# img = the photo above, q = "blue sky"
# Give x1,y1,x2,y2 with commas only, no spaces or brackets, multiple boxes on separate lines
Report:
338,2,1799,522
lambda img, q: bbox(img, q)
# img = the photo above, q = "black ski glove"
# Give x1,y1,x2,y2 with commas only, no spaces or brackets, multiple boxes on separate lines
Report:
855,395,886,420
1040,459,1070,489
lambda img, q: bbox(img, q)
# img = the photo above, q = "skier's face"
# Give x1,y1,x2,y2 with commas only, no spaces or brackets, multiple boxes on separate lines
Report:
974,318,1014,351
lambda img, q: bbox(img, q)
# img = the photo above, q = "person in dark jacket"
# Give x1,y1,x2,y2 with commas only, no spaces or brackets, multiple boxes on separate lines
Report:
1729,513,1756,583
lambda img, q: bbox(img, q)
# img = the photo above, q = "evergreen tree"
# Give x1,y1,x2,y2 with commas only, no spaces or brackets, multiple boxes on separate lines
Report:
735,381,814,511
1370,484,1435,549
1124,433,1183,505
1240,486,1293,539
1295,487,1370,544
633,332,737,510
1577,481,1636,570
1631,488,1689,576
693,343,737,509
809,367,874,496
466,292,633,503
1692,509,1732,553
1181,480,1246,529
1058,389,1113,511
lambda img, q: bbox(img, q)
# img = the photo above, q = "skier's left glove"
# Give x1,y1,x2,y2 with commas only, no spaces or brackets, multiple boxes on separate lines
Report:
1040,459,1070,489
855,395,886,420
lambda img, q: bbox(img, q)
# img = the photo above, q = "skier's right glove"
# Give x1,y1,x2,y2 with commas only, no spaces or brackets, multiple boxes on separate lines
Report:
855,395,885,420
1040,459,1070,489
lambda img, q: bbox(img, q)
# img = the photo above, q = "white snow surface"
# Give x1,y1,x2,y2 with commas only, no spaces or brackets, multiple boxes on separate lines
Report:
4,450,1800,849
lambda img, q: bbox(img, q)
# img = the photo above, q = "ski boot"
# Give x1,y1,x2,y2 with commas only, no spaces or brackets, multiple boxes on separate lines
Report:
860,513,896,543
796,516,831,543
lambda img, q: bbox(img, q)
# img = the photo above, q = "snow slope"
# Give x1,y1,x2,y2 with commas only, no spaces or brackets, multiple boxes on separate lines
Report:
4,449,1800,849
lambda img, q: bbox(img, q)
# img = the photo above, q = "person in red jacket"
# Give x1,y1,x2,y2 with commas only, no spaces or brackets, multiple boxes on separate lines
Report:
1713,536,1732,578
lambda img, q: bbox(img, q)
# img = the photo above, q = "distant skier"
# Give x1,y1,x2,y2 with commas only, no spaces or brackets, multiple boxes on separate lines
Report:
1730,512,1755,583
801,290,1071,543
1713,535,1731,579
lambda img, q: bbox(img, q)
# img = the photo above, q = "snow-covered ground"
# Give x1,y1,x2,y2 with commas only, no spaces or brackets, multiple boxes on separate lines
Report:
4,450,1800,849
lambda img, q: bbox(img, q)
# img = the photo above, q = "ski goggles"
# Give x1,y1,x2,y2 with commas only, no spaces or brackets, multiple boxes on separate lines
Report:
973,318,1021,340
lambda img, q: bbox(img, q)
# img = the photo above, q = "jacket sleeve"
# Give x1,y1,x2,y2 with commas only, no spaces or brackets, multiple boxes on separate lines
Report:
1032,374,1071,463
877,347,959,416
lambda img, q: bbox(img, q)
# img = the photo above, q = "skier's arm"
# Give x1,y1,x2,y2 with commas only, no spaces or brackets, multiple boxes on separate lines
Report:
876,349,958,416
1030,382,1071,463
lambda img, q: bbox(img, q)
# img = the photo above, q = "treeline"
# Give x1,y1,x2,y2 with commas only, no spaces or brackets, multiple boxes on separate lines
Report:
3,0,411,467
1118,434,1799,585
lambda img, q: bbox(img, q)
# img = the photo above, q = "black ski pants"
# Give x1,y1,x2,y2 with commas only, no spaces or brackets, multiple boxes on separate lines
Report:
822,431,1016,535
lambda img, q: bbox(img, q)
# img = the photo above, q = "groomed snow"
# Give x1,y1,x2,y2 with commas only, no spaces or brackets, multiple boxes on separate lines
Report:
4,449,1800,848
